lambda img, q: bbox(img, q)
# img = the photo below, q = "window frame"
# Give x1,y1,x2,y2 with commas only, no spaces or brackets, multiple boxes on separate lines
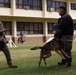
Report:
47,0,66,12
2,21,12,35
17,22,43,35
74,24,76,30
71,3,76,10
16,0,42,10
0,0,10,8
48,23,54,34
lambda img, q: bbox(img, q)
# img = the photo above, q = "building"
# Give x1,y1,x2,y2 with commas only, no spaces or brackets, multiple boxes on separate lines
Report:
0,0,76,44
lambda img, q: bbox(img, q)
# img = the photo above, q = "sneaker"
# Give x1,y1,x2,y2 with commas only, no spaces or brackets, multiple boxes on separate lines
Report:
8,64,18,68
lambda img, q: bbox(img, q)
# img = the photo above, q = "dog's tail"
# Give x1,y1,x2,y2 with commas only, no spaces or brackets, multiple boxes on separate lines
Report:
30,46,42,50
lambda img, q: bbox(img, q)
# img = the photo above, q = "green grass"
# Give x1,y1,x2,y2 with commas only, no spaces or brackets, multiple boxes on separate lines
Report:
0,42,76,75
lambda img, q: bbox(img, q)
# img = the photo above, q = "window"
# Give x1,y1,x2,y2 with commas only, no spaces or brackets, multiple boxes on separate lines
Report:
16,0,42,10
47,0,66,11
16,0,23,8
71,3,76,10
0,0,10,8
48,23,54,34
17,22,43,35
2,21,12,35
74,24,76,30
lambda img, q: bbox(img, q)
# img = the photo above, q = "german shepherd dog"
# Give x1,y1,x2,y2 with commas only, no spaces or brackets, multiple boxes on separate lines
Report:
31,38,70,67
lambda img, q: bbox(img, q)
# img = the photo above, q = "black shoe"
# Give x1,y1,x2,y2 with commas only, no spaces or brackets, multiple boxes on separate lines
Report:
66,57,71,67
58,59,66,65
58,62,66,65
66,57,72,62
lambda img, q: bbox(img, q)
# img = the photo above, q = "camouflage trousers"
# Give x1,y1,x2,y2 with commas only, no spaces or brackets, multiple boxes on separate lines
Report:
61,35,73,63
0,39,12,65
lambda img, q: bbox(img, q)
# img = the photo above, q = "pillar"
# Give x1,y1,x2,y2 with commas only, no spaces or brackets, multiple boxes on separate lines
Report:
11,0,16,15
43,21,48,42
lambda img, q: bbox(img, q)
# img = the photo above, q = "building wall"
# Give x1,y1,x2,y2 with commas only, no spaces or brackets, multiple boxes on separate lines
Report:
0,0,76,44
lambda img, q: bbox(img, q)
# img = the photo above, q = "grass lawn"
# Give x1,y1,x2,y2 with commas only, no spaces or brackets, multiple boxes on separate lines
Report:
0,42,76,75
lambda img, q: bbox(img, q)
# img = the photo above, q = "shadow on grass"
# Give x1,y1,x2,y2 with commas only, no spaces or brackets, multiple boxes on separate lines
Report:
0,67,9,70
0,63,74,75
17,64,70,75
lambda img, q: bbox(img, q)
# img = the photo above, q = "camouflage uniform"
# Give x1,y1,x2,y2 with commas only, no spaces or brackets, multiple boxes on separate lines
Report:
55,12,74,67
61,35,73,63
0,21,12,65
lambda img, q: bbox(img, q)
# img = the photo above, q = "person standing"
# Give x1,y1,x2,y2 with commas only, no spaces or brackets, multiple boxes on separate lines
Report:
0,21,18,68
55,6,74,67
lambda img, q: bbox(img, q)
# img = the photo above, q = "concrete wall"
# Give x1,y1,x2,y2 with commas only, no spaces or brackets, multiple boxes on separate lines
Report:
0,0,76,43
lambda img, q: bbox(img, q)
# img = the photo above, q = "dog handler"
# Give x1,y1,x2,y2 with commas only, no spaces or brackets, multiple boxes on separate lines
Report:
0,21,18,68
54,6,74,67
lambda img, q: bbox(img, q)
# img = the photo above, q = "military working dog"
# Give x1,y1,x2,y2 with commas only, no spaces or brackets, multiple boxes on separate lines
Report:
31,38,70,67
